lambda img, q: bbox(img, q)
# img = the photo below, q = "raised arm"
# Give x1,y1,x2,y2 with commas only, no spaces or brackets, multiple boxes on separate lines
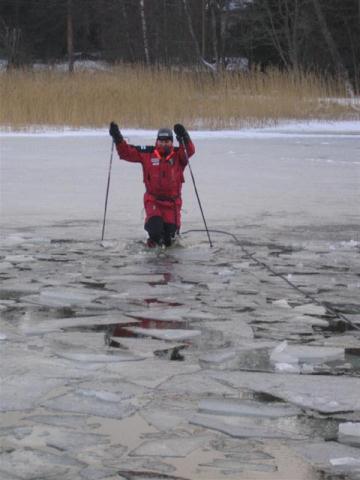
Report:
174,123,195,165
109,122,143,163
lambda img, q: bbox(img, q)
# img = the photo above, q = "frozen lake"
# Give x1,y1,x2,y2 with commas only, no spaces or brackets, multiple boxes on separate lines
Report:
1,122,360,479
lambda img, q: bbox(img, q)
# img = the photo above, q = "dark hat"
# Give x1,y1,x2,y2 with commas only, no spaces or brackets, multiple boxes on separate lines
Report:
157,128,173,142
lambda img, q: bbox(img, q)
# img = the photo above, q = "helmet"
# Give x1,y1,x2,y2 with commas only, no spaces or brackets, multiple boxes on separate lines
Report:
157,128,173,142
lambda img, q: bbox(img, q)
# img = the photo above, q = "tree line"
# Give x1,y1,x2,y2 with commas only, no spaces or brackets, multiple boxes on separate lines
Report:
0,0,359,91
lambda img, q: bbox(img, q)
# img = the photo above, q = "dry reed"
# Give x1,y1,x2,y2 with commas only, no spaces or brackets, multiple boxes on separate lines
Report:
0,65,355,130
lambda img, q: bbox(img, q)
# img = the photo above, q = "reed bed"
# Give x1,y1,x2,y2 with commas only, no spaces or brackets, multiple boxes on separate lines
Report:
0,65,355,130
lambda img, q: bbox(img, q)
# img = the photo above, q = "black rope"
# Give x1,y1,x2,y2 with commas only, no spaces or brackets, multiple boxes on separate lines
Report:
181,228,359,331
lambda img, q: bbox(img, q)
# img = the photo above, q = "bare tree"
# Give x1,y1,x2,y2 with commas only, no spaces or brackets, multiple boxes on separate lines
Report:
311,0,354,96
0,22,22,69
209,0,219,68
280,0,301,70
139,0,150,65
67,0,74,72
120,0,135,62
181,0,203,63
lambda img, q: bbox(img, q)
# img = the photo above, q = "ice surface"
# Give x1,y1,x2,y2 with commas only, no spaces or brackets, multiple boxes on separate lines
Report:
338,422,360,447
1,127,359,480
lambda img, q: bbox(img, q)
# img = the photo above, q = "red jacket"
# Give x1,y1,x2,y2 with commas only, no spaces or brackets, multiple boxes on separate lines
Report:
116,140,195,199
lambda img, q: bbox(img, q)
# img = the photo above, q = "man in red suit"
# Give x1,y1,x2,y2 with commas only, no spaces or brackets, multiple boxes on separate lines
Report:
109,122,195,247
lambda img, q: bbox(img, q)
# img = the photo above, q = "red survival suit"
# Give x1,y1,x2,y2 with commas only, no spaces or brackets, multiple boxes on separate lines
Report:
116,140,195,228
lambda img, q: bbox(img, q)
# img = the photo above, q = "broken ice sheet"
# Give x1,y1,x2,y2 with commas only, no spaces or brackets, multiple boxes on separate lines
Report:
272,299,292,309
291,314,329,327
107,357,200,389
338,422,360,447
198,342,274,370
0,448,83,479
295,441,360,476
75,443,127,467
79,465,117,480
107,273,167,284
109,336,187,359
201,317,254,341
162,370,237,396
208,370,360,413
123,327,201,342
54,350,144,363
198,399,300,418
24,414,92,430
22,286,104,308
130,435,209,457
0,426,33,440
200,457,277,474
198,348,238,368
42,388,139,419
293,303,327,315
110,456,177,475
126,307,216,322
22,314,138,335
140,408,188,431
190,413,305,440
0,376,65,412
269,340,344,366
4,254,36,263
43,427,110,452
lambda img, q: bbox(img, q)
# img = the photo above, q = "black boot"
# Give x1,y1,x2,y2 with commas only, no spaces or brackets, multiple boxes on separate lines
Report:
163,223,177,247
145,216,164,246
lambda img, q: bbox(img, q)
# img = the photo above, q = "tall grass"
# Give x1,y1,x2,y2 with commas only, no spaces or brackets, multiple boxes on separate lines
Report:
0,65,355,130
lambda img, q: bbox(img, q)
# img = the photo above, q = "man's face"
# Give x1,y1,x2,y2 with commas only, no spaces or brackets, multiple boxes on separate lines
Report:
156,139,173,149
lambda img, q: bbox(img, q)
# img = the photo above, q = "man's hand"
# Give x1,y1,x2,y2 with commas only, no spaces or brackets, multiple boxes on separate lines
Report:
109,122,123,144
174,124,190,144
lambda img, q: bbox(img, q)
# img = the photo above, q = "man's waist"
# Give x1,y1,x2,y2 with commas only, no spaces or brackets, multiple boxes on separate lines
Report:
146,193,180,201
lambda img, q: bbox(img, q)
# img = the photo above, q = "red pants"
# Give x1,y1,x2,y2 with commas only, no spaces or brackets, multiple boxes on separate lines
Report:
144,193,182,228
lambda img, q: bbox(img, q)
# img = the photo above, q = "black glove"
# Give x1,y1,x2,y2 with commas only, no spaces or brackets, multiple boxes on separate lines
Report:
174,123,190,144
109,122,123,144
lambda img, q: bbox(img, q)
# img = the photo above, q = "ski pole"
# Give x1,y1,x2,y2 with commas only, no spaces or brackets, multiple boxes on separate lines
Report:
181,139,213,247
101,140,114,241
